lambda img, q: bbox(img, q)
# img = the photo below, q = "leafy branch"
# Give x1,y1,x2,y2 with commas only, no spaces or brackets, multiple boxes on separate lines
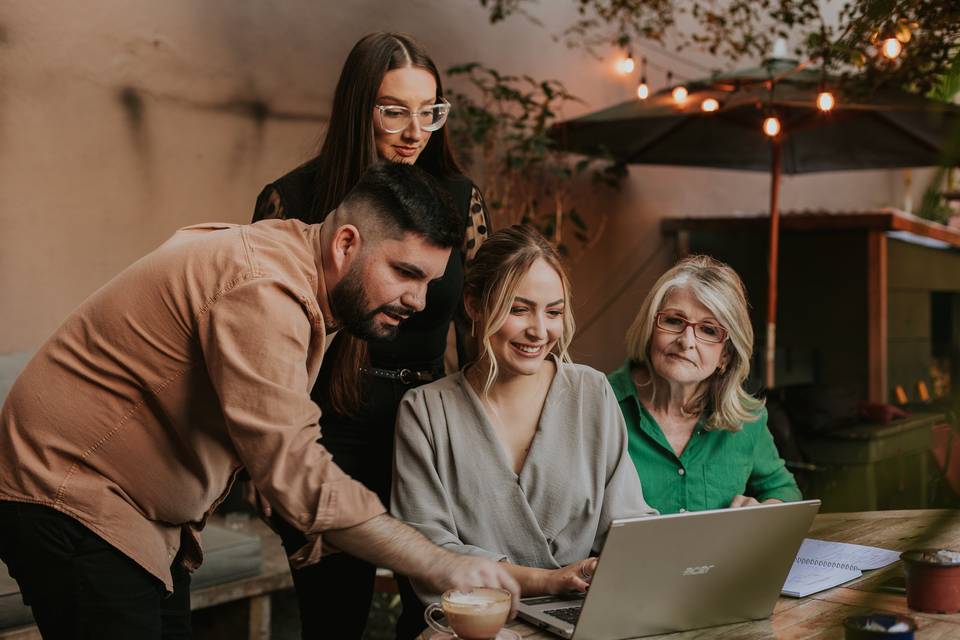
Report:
446,63,626,257
478,0,960,95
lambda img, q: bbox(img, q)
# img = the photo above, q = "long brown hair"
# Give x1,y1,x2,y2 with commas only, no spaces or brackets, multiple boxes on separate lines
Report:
306,33,464,415
464,225,575,397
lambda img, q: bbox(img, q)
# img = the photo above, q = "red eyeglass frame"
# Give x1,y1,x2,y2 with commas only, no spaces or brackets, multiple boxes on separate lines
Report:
654,311,728,343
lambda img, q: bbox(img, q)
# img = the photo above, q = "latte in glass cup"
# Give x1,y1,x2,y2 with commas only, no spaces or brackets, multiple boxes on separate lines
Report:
424,587,511,639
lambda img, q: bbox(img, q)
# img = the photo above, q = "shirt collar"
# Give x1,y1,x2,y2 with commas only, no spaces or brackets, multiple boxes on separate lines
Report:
608,359,639,404
310,222,336,330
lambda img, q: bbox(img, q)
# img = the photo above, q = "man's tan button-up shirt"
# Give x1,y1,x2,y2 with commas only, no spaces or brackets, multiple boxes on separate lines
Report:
0,219,386,590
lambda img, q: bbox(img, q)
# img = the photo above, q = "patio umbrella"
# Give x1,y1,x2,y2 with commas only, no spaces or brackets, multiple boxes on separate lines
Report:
551,57,960,388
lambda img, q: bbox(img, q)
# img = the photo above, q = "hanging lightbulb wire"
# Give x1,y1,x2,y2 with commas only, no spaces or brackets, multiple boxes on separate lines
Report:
637,56,649,100
763,80,781,138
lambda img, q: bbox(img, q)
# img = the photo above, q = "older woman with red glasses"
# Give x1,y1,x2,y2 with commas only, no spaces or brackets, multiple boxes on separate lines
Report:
607,255,801,515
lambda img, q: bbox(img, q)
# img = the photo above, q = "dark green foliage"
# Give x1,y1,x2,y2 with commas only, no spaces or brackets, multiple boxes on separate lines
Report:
476,1,960,96
446,63,625,256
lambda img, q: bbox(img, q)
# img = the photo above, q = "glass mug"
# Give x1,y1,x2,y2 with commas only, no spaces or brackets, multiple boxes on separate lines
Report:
423,587,511,639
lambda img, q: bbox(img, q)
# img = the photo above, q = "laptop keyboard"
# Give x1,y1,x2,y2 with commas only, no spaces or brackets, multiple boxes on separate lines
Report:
545,606,582,624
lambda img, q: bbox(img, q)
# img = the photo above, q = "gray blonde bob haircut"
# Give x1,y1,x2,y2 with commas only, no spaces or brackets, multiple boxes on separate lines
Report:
625,254,762,431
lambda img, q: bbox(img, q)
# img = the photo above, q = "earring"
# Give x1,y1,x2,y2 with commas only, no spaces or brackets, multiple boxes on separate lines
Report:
717,364,727,375
470,318,476,337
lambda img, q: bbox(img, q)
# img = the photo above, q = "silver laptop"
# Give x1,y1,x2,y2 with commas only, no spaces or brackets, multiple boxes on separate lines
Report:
517,499,820,640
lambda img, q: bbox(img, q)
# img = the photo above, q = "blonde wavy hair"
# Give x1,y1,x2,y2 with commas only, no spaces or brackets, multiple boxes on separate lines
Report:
625,254,762,431
464,225,575,397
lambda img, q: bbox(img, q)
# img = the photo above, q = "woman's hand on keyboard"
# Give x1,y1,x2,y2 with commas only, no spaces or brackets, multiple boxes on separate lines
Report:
542,557,598,594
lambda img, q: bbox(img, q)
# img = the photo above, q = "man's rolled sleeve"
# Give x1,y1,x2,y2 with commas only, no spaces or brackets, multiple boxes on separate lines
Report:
198,277,386,540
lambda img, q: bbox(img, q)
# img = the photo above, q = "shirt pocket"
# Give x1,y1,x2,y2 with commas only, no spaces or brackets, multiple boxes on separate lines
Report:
702,462,752,510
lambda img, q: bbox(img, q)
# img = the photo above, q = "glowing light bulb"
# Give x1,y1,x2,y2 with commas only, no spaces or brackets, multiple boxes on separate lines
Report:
700,98,719,112
672,86,688,104
617,55,636,74
763,116,781,137
896,21,914,43
881,38,902,59
816,91,835,112
637,82,649,100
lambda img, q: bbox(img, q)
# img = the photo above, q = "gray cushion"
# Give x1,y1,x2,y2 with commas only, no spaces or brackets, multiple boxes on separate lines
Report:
0,351,32,406
0,523,262,629
192,523,263,590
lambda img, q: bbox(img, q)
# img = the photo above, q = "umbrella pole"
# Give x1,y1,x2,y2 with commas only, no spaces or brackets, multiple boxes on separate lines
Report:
765,141,782,390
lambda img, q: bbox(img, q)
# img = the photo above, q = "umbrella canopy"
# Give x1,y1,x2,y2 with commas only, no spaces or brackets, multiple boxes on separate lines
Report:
552,58,960,389
553,59,958,173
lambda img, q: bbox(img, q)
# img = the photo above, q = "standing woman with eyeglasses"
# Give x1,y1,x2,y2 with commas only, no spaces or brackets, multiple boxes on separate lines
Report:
251,32,489,639
607,255,801,516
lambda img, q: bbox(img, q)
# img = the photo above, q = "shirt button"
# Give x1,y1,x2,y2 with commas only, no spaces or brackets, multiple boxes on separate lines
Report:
678,468,685,476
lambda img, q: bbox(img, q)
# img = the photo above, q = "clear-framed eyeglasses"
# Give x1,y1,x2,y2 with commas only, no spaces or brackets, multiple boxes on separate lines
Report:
375,98,451,134
655,311,728,344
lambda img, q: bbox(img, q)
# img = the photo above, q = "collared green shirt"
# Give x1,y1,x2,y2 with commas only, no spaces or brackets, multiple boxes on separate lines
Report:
607,360,802,515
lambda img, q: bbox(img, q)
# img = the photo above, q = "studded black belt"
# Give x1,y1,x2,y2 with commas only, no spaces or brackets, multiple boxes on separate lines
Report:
360,366,438,385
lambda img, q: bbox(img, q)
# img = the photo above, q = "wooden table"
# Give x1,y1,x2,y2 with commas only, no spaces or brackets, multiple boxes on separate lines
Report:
419,510,960,639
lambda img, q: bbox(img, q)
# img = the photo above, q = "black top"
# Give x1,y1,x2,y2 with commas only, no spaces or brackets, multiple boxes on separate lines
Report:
253,159,482,370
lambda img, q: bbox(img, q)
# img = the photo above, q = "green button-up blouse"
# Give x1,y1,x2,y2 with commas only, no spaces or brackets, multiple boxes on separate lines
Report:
607,360,802,515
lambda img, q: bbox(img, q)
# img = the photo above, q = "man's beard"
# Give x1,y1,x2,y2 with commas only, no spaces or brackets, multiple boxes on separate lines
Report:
329,263,412,342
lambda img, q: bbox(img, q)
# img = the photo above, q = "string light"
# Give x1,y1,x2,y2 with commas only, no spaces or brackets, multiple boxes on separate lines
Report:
763,115,781,137
616,50,636,74
636,56,649,100
816,90,835,112
700,98,719,112
896,20,914,43
671,85,688,104
881,38,902,60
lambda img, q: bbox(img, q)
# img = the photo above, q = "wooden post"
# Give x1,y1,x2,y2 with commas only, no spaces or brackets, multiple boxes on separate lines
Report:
765,141,782,389
867,230,888,403
247,594,271,640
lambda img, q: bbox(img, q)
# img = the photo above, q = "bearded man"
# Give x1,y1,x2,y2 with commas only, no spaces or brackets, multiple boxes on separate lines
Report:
0,162,518,639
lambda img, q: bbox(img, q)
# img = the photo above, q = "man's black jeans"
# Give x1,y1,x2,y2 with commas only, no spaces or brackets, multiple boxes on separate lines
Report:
0,501,190,640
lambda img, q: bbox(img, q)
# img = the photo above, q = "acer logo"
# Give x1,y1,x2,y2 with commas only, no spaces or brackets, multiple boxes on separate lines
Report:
682,565,715,576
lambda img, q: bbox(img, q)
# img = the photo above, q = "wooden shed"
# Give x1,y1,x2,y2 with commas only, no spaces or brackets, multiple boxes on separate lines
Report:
662,209,960,403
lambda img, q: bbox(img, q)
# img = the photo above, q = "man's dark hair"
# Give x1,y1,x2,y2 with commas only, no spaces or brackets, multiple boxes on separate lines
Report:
341,162,464,248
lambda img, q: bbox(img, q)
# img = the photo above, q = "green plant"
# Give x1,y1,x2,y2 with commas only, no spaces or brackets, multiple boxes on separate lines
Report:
446,63,626,257
361,591,402,640
917,49,960,223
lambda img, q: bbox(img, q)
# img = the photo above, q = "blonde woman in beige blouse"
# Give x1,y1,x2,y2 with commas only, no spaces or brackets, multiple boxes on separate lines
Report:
392,226,655,636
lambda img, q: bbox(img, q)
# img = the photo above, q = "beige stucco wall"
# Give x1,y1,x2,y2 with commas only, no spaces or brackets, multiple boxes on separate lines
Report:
0,1,932,371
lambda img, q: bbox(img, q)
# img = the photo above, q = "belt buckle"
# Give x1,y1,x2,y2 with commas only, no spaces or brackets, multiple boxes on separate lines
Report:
398,368,415,384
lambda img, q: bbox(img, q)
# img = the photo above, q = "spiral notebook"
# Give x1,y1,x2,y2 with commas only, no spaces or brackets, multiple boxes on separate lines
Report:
781,538,901,597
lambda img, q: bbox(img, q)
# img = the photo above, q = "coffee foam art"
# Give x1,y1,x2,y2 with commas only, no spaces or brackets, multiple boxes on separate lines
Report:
447,593,495,605
446,591,509,609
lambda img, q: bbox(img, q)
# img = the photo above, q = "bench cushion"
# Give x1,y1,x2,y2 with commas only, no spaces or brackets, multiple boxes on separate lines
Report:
0,351,32,405
192,523,263,590
0,523,262,629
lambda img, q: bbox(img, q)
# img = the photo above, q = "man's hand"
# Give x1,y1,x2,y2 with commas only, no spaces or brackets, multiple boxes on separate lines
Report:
242,480,273,519
424,553,521,616
322,514,521,615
